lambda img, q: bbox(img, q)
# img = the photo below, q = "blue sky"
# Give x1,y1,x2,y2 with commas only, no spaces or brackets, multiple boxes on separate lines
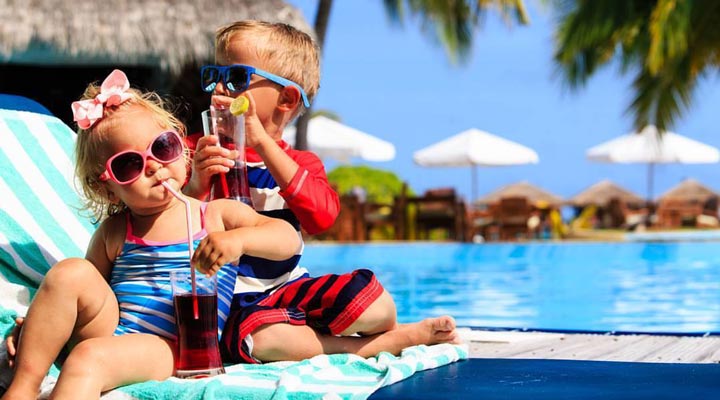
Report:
286,0,720,203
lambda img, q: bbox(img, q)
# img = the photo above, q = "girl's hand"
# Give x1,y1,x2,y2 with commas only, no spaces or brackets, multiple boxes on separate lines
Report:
5,316,24,368
191,231,244,276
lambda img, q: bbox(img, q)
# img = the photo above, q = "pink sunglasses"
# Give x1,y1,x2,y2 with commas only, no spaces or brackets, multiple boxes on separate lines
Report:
99,131,184,185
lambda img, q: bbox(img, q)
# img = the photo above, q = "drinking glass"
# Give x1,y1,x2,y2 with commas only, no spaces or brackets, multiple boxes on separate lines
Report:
201,107,253,206
170,271,225,379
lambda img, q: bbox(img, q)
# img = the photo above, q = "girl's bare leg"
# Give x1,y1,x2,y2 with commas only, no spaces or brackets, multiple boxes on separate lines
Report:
50,334,175,400
251,315,460,362
1,259,118,400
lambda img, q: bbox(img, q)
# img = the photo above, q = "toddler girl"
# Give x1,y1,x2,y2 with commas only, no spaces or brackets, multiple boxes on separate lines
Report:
1,69,301,400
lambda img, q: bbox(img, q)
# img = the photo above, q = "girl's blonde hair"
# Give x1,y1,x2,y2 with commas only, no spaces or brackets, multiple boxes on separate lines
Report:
74,83,186,222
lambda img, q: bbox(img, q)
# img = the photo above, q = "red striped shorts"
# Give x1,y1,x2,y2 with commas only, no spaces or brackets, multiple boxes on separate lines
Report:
220,268,383,364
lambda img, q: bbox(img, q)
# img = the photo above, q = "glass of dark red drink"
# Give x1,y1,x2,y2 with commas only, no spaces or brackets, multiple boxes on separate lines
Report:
201,107,253,206
170,271,225,379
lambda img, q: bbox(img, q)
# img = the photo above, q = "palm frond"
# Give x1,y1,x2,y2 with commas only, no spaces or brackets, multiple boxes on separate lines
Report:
383,0,528,65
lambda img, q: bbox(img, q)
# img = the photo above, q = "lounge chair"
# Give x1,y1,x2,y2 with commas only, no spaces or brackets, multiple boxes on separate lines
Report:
408,187,466,241
495,196,532,240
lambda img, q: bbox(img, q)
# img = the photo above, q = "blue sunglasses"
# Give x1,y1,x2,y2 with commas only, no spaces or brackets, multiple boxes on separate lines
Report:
200,64,310,108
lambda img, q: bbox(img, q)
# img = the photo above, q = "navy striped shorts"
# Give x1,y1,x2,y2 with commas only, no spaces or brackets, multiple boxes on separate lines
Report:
220,268,384,364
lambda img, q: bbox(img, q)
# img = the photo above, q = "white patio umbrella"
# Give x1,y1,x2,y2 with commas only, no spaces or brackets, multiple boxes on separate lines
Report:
413,128,540,201
586,125,720,200
283,116,395,163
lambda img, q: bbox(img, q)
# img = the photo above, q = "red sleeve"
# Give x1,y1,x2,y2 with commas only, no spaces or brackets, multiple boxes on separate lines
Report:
183,132,203,186
280,149,340,234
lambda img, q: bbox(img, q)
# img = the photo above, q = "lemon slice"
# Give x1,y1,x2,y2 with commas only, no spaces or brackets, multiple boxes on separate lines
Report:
230,96,249,116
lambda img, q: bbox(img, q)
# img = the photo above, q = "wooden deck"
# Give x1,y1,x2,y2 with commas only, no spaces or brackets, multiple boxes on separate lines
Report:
462,329,720,363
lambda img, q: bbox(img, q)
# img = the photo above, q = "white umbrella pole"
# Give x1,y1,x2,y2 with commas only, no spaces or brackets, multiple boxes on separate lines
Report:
471,165,478,203
647,162,654,202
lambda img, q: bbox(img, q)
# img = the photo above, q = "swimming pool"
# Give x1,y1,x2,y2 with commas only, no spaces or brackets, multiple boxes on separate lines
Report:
301,241,720,334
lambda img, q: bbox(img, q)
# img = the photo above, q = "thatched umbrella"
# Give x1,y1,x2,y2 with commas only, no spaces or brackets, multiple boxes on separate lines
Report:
657,178,719,204
476,181,564,207
569,179,645,208
0,0,312,74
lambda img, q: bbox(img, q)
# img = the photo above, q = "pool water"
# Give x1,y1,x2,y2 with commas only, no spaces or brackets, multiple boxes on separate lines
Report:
301,242,720,334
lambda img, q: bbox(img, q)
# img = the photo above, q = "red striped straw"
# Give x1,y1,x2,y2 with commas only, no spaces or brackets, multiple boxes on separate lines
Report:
161,181,199,319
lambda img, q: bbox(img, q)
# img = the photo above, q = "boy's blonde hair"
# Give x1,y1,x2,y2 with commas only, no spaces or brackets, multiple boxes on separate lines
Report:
215,20,320,109
74,83,186,222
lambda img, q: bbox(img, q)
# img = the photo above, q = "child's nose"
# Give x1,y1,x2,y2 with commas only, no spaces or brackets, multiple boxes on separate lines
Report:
146,158,162,175
213,80,229,96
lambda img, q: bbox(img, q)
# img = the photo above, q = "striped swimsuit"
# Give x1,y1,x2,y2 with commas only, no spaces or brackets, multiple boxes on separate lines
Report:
111,204,236,340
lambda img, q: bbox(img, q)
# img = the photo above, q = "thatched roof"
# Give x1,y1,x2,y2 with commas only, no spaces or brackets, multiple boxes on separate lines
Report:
476,181,564,207
0,0,312,74
568,179,645,207
658,178,719,203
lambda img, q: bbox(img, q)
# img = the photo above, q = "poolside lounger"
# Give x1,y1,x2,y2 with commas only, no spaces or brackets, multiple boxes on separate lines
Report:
370,357,720,399
0,94,53,116
0,106,94,289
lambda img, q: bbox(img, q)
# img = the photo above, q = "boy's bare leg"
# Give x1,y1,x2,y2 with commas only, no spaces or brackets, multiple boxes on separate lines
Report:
1,259,118,400
339,290,398,336
251,316,460,362
50,334,175,400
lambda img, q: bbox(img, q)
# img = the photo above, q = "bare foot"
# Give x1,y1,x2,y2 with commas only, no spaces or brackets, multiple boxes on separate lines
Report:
400,316,461,346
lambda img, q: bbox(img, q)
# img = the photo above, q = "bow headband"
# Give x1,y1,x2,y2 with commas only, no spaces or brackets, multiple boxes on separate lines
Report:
71,69,133,130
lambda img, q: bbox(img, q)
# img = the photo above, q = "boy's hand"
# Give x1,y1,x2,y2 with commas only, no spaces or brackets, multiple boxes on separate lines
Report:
211,93,272,149
210,94,234,109
5,316,24,368
192,231,244,276
187,135,238,199
240,92,272,148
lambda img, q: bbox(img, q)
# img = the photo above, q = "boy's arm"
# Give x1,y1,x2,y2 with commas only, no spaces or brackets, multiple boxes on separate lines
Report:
280,150,340,234
253,134,339,234
193,200,302,275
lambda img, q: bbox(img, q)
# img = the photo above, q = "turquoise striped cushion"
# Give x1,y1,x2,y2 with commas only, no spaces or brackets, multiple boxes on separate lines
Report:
0,109,94,288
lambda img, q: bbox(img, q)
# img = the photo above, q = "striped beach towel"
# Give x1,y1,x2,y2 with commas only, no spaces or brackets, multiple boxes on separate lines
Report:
115,344,468,400
0,108,94,289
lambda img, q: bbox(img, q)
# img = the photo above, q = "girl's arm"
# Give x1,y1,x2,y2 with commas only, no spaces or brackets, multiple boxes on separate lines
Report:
192,200,301,275
85,216,124,281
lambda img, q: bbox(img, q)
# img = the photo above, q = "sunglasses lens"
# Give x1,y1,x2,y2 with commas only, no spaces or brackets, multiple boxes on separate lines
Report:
201,67,219,92
151,131,183,162
110,153,144,184
225,66,249,93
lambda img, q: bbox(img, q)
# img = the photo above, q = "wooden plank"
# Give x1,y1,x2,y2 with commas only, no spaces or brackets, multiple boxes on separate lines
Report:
596,335,677,362
645,336,720,363
465,329,720,364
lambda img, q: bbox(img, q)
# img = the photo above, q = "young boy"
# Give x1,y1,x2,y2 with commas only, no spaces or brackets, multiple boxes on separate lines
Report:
185,21,459,364
182,20,338,235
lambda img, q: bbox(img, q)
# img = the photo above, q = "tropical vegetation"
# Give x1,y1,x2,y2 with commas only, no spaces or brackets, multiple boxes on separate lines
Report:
553,0,720,132
327,165,410,204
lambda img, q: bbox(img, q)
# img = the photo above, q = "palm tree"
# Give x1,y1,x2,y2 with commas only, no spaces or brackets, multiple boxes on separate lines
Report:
553,0,720,132
294,0,529,150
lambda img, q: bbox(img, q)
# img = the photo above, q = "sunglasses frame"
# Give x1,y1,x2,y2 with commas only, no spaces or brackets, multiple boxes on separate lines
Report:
99,130,184,185
200,64,311,108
